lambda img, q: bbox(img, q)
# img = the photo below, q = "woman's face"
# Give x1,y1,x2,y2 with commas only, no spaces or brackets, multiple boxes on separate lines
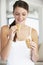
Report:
13,7,28,24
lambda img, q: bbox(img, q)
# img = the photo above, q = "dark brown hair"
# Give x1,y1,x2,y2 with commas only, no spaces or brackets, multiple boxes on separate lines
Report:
13,0,29,13
9,1,29,41
9,20,17,41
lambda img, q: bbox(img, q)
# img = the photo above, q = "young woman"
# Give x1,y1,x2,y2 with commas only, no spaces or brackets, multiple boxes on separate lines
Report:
1,0,39,65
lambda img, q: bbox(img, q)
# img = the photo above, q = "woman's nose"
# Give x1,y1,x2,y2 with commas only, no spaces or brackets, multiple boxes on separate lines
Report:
19,15,23,19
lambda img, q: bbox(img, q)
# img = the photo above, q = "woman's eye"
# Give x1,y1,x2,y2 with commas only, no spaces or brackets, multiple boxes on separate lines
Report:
15,13,19,15
22,14,26,16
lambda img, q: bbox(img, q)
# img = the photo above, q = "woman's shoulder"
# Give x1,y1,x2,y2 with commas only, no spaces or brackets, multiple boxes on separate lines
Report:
24,25,38,35
1,25,9,35
1,25,9,29
27,26,38,38
26,25,38,34
32,28,38,35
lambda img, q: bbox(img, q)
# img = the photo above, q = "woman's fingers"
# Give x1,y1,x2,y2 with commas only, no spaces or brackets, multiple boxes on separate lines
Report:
30,41,37,48
30,41,37,51
11,25,17,32
9,26,17,40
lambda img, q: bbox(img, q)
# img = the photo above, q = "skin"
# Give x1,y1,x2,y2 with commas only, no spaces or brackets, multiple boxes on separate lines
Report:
1,7,39,61
13,7,28,24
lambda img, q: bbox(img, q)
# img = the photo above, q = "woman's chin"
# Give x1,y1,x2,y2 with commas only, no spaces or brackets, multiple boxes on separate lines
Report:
20,21,25,24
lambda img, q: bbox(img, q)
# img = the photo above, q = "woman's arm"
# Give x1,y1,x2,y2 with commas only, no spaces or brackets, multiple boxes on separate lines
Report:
31,28,39,62
1,25,11,61
1,25,17,61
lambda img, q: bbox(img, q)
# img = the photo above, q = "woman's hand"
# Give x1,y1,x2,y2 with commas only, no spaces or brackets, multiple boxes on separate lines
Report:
9,25,17,41
30,41,39,62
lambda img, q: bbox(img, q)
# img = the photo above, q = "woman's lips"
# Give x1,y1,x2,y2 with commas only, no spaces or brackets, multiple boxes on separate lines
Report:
18,20,23,22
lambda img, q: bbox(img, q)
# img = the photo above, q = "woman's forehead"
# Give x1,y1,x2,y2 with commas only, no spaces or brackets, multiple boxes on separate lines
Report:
14,7,28,13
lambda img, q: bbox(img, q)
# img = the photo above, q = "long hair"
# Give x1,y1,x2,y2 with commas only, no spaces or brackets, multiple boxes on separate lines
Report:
13,0,29,13
9,20,17,42
9,0,29,41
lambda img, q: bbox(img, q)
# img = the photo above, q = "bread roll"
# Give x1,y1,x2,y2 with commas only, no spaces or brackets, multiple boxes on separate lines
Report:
26,39,31,48
16,24,21,31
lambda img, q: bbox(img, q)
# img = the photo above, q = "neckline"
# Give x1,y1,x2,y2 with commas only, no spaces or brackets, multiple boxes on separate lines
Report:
16,39,25,42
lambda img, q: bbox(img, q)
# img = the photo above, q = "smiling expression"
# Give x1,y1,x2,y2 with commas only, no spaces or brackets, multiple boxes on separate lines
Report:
13,7,28,24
